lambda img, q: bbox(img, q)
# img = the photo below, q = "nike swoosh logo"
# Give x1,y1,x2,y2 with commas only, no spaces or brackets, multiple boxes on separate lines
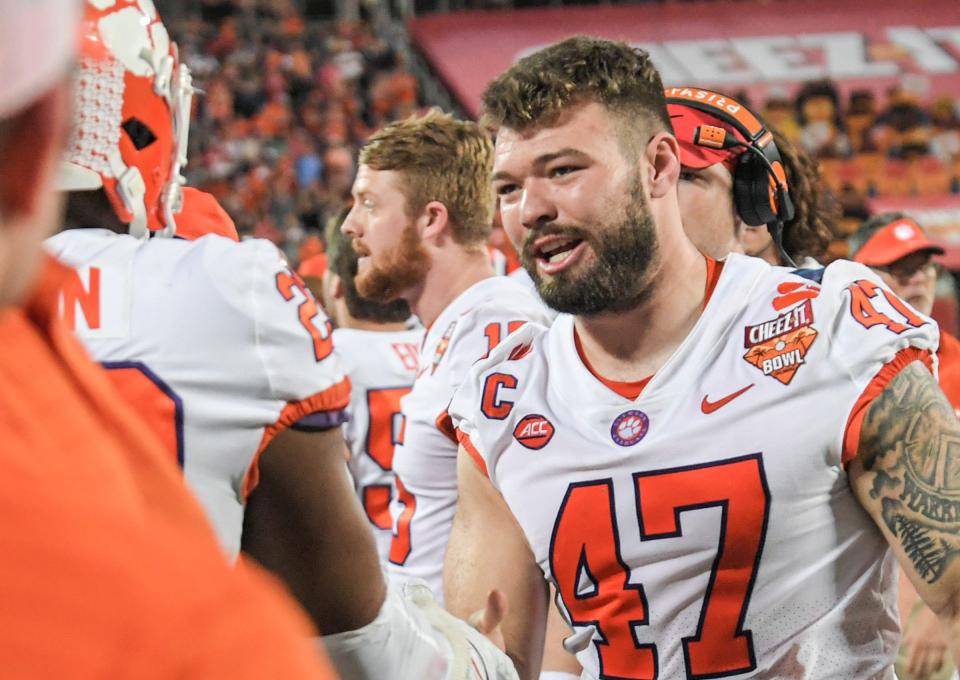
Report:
701,384,754,414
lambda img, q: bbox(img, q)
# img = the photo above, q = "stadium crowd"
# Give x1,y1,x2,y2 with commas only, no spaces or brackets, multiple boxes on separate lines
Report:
166,1,960,272
170,0,420,260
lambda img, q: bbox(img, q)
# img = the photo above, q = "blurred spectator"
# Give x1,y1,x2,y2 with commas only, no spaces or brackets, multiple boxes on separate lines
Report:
161,0,422,261
796,80,849,158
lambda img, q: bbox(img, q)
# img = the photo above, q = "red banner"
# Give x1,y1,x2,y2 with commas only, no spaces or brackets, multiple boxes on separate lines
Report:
409,0,960,118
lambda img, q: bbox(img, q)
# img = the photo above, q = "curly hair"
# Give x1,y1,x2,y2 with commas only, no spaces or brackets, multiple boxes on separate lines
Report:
480,36,672,145
774,125,836,262
359,109,494,247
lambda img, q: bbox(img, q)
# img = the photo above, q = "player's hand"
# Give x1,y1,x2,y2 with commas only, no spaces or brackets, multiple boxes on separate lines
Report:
903,604,949,679
467,589,508,651
404,581,518,680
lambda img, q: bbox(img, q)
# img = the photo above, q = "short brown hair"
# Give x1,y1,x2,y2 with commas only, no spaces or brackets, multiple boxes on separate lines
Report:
481,36,672,142
773,126,836,262
359,109,494,246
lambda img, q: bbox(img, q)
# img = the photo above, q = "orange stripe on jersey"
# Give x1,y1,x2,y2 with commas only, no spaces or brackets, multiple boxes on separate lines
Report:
572,256,720,401
937,329,960,411
456,428,489,478
574,329,651,400
244,377,352,498
704,256,723,309
435,409,457,444
842,347,934,465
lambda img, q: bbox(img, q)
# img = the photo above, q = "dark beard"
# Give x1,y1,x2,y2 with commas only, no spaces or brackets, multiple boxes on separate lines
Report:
354,222,430,303
521,175,659,316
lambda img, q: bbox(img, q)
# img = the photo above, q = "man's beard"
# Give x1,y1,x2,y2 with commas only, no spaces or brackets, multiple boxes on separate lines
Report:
354,221,430,303
522,174,659,316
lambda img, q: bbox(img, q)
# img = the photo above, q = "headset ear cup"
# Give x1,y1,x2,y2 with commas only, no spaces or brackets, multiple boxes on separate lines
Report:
733,152,776,226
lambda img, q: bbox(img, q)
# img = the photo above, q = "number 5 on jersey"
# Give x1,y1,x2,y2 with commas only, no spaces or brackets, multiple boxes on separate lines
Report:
362,387,410,533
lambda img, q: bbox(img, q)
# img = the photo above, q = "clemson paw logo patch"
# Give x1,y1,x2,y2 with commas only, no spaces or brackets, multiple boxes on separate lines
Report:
610,410,649,447
743,300,818,385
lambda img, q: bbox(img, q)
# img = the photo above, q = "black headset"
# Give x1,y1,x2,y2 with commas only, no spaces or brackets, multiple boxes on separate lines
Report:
665,87,797,266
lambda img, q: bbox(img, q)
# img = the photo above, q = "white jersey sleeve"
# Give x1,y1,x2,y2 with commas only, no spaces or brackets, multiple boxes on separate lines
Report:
387,277,553,599
812,260,939,465
447,322,545,487
242,241,350,429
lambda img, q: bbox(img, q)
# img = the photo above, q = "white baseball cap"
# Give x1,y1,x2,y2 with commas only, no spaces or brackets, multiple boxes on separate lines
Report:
0,0,80,119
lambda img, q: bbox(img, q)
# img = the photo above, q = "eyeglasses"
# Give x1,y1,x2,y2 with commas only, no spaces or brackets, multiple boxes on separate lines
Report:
874,256,942,281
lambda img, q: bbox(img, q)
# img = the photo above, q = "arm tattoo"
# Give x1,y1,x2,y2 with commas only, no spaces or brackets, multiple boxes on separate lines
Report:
858,361,960,584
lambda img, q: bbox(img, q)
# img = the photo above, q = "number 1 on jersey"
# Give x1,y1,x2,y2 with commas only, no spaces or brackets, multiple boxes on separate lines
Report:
551,454,770,679
482,320,526,359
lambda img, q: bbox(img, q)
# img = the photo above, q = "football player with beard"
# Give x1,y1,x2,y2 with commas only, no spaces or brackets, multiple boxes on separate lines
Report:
341,110,579,680
317,206,423,563
446,36,960,680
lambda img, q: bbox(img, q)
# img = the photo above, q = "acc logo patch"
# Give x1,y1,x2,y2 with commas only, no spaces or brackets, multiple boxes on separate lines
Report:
610,410,649,447
513,414,555,449
743,299,818,385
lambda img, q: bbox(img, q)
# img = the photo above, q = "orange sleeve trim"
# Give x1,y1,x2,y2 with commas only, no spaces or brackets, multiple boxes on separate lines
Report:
842,347,933,465
243,377,352,498
435,409,458,444
937,330,960,412
456,427,489,479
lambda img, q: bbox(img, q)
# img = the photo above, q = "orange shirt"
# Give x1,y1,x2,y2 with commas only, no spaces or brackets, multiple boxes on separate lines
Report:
0,257,337,679
938,328,960,412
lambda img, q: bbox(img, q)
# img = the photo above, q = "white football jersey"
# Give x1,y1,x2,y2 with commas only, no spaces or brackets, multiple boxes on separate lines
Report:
450,254,940,679
387,276,554,599
46,229,349,558
333,326,423,561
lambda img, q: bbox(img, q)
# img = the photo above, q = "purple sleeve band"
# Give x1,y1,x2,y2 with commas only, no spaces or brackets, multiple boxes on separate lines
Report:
290,408,351,432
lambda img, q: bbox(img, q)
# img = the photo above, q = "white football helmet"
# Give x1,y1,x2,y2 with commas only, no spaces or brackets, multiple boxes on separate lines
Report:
59,0,194,238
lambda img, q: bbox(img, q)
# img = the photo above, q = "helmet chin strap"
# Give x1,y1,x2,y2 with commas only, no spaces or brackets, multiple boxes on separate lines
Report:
159,180,183,238
108,149,149,239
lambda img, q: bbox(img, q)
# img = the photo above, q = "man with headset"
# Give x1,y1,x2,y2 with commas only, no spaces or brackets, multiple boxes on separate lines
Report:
443,36,960,679
666,87,834,268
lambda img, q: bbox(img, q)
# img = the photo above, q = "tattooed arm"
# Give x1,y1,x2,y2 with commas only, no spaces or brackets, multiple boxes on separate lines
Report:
848,360,960,662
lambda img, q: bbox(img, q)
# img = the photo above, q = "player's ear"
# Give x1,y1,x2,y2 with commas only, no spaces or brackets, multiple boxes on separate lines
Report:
0,83,69,222
328,272,343,300
419,200,450,245
646,132,681,200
